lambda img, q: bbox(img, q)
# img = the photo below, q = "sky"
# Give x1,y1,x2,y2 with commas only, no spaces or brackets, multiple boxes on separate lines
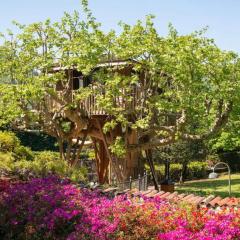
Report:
0,0,240,52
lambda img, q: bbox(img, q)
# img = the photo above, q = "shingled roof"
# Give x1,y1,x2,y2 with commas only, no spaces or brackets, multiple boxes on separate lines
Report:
1,176,239,208
102,186,240,208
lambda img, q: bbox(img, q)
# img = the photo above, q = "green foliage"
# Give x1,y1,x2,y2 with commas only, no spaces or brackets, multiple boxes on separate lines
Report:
210,130,240,152
154,140,205,164
0,131,20,152
0,152,14,172
13,145,34,161
146,161,208,181
15,130,58,151
19,151,87,182
109,136,126,157
0,131,34,160
0,1,240,169
156,163,182,181
187,161,208,179
0,130,87,182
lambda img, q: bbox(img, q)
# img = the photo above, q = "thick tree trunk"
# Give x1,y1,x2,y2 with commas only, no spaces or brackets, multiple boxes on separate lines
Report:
93,139,110,184
124,129,142,180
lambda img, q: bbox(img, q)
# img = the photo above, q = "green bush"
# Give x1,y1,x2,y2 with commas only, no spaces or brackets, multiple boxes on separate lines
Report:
0,152,14,173
146,161,208,182
14,130,59,151
0,131,20,152
0,131,88,182
35,151,60,163
154,163,182,181
13,145,34,161
10,151,87,182
32,151,67,176
187,161,208,179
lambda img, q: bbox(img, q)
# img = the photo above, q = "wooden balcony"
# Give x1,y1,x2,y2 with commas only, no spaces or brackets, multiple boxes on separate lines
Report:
77,85,143,116
46,84,144,117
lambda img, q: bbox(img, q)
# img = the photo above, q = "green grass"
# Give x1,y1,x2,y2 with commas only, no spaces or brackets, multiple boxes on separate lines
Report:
175,173,240,198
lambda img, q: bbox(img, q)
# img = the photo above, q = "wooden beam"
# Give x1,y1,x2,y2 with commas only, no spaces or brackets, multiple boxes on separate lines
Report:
96,119,122,183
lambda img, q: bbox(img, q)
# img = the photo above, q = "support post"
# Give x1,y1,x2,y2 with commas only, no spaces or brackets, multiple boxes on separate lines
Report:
145,150,159,191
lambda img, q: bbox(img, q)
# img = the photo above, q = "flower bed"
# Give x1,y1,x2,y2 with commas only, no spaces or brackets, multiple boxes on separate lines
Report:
0,177,240,240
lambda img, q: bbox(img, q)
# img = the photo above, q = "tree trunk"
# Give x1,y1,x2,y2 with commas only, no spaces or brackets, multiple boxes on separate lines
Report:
65,140,72,163
123,129,142,180
181,162,188,183
58,139,65,160
93,138,110,184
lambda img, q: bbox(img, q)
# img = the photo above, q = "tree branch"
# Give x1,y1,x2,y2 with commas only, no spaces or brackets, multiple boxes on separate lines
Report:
181,101,233,140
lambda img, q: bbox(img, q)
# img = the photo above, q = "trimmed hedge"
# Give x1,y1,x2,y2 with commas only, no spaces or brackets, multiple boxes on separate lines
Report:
146,161,208,182
187,161,208,179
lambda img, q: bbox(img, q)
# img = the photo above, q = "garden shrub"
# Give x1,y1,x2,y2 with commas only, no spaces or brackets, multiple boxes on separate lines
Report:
33,151,87,181
187,161,208,179
13,145,34,161
0,152,14,173
10,151,87,182
0,131,87,182
154,163,182,181
148,161,208,182
68,167,87,182
0,131,34,161
170,163,182,180
32,152,68,176
0,131,20,152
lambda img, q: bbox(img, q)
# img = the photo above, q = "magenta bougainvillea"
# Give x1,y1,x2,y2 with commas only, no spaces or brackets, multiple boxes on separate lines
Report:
0,176,240,240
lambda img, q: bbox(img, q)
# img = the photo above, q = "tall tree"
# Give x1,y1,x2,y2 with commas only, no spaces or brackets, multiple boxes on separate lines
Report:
0,2,239,182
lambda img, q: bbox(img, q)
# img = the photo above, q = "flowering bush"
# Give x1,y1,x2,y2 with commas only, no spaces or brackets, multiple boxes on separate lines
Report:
0,177,240,240
0,179,11,193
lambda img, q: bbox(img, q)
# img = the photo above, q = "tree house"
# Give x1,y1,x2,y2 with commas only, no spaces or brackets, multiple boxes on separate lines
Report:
51,60,144,184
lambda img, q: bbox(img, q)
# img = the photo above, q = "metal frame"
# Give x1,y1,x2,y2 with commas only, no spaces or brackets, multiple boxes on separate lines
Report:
211,162,231,195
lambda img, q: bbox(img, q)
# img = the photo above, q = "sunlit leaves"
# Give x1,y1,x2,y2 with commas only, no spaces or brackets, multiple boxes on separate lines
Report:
0,1,239,152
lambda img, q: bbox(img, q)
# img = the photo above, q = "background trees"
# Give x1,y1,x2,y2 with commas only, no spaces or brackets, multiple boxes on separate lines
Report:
0,1,240,181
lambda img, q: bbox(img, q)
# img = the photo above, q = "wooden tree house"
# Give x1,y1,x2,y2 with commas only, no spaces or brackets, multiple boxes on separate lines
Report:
50,60,145,184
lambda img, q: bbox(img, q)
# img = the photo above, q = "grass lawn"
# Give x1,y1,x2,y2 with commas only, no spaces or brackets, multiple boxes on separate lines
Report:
175,173,240,198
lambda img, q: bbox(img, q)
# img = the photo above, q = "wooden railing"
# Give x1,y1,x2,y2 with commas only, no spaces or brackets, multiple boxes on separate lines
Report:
76,85,143,116
47,84,144,116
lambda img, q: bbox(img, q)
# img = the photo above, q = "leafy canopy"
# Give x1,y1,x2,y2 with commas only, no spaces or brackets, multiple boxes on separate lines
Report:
0,1,239,155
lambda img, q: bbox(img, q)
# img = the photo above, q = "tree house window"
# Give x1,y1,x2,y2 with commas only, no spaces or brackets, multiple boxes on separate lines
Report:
72,77,84,90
